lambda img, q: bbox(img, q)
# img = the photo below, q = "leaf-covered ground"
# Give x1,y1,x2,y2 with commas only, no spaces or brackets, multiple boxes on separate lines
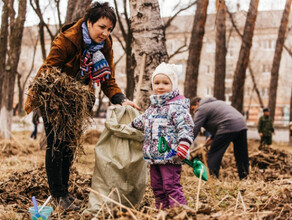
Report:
0,131,291,219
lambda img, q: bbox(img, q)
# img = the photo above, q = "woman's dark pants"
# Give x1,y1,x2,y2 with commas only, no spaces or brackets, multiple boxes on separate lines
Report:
41,111,74,197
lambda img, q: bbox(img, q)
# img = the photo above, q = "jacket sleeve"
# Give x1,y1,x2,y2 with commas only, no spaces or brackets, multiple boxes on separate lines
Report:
170,105,194,145
131,112,147,132
193,107,208,139
257,117,263,133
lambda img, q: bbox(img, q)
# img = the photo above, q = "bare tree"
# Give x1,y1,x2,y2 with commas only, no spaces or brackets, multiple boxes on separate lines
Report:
30,0,63,60
0,0,9,109
65,0,92,24
168,37,189,60
214,0,226,101
290,88,292,125
283,45,292,125
184,0,209,98
0,0,27,139
114,0,196,100
227,7,264,109
129,0,168,111
268,0,292,121
17,36,39,115
113,0,135,100
161,0,197,59
231,0,259,113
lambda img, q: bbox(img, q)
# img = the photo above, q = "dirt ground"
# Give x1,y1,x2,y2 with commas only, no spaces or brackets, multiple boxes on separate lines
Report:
0,130,291,219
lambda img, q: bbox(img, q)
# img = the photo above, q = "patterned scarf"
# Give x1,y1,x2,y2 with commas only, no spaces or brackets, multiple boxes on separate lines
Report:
150,89,180,107
80,22,111,85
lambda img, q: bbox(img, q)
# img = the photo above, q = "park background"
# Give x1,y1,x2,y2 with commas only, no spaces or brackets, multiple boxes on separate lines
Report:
0,0,292,219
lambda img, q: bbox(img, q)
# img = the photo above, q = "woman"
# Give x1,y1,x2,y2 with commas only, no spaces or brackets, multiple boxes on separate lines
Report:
25,2,139,210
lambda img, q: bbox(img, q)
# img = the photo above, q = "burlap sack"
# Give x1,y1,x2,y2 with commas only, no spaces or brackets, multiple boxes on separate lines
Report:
87,105,147,212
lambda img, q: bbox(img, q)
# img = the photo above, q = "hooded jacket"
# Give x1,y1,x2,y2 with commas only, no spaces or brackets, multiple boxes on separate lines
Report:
193,97,247,138
25,18,123,114
131,89,194,164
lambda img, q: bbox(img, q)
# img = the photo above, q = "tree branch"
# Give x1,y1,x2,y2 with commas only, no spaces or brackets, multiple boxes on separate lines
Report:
113,0,127,42
112,33,126,52
29,0,55,40
168,37,188,60
248,64,264,108
54,0,62,31
114,53,125,68
23,37,39,90
123,0,131,33
164,1,197,30
226,6,243,38
284,44,292,57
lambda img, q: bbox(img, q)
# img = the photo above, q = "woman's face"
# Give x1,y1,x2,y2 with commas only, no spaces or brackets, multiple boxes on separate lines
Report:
87,17,113,44
153,74,172,95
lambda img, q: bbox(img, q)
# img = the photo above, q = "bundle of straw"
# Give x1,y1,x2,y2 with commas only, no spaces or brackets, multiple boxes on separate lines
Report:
29,67,95,151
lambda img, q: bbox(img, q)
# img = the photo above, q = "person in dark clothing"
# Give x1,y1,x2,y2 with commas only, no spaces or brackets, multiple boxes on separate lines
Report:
30,110,40,140
191,97,249,180
257,108,275,146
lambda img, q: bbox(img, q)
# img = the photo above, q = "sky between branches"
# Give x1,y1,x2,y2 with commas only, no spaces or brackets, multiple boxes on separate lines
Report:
21,0,287,27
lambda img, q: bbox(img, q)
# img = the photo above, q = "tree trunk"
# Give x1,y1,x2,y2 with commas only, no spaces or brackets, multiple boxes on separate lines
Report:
290,88,292,124
94,89,105,117
113,0,135,100
65,0,92,24
231,0,259,114
184,0,208,98
129,0,168,111
268,0,292,121
125,49,135,100
17,73,23,115
0,0,27,139
38,21,46,61
214,0,226,101
116,1,193,101
65,0,78,24
0,0,9,109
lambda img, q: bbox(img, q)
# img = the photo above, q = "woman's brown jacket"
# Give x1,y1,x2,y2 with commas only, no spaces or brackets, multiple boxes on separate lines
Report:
25,18,123,114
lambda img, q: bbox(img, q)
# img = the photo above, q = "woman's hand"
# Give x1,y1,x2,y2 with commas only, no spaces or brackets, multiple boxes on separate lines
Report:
122,100,141,111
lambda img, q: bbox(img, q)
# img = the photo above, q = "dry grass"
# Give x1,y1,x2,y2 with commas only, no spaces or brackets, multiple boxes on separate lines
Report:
0,132,291,219
28,67,95,154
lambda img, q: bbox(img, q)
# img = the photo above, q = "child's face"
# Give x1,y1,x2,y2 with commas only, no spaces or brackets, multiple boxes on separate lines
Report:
153,74,172,95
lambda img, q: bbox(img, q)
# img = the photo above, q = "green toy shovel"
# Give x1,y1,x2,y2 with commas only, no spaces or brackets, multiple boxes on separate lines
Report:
158,136,208,181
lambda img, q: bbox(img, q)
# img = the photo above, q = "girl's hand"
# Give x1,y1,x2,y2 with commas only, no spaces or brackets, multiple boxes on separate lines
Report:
177,144,189,160
122,100,141,111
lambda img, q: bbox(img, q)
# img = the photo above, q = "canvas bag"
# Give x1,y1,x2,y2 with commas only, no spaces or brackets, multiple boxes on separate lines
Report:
87,105,147,212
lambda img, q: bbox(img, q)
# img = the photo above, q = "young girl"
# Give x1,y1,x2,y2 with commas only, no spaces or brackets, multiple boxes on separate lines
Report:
131,62,194,209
